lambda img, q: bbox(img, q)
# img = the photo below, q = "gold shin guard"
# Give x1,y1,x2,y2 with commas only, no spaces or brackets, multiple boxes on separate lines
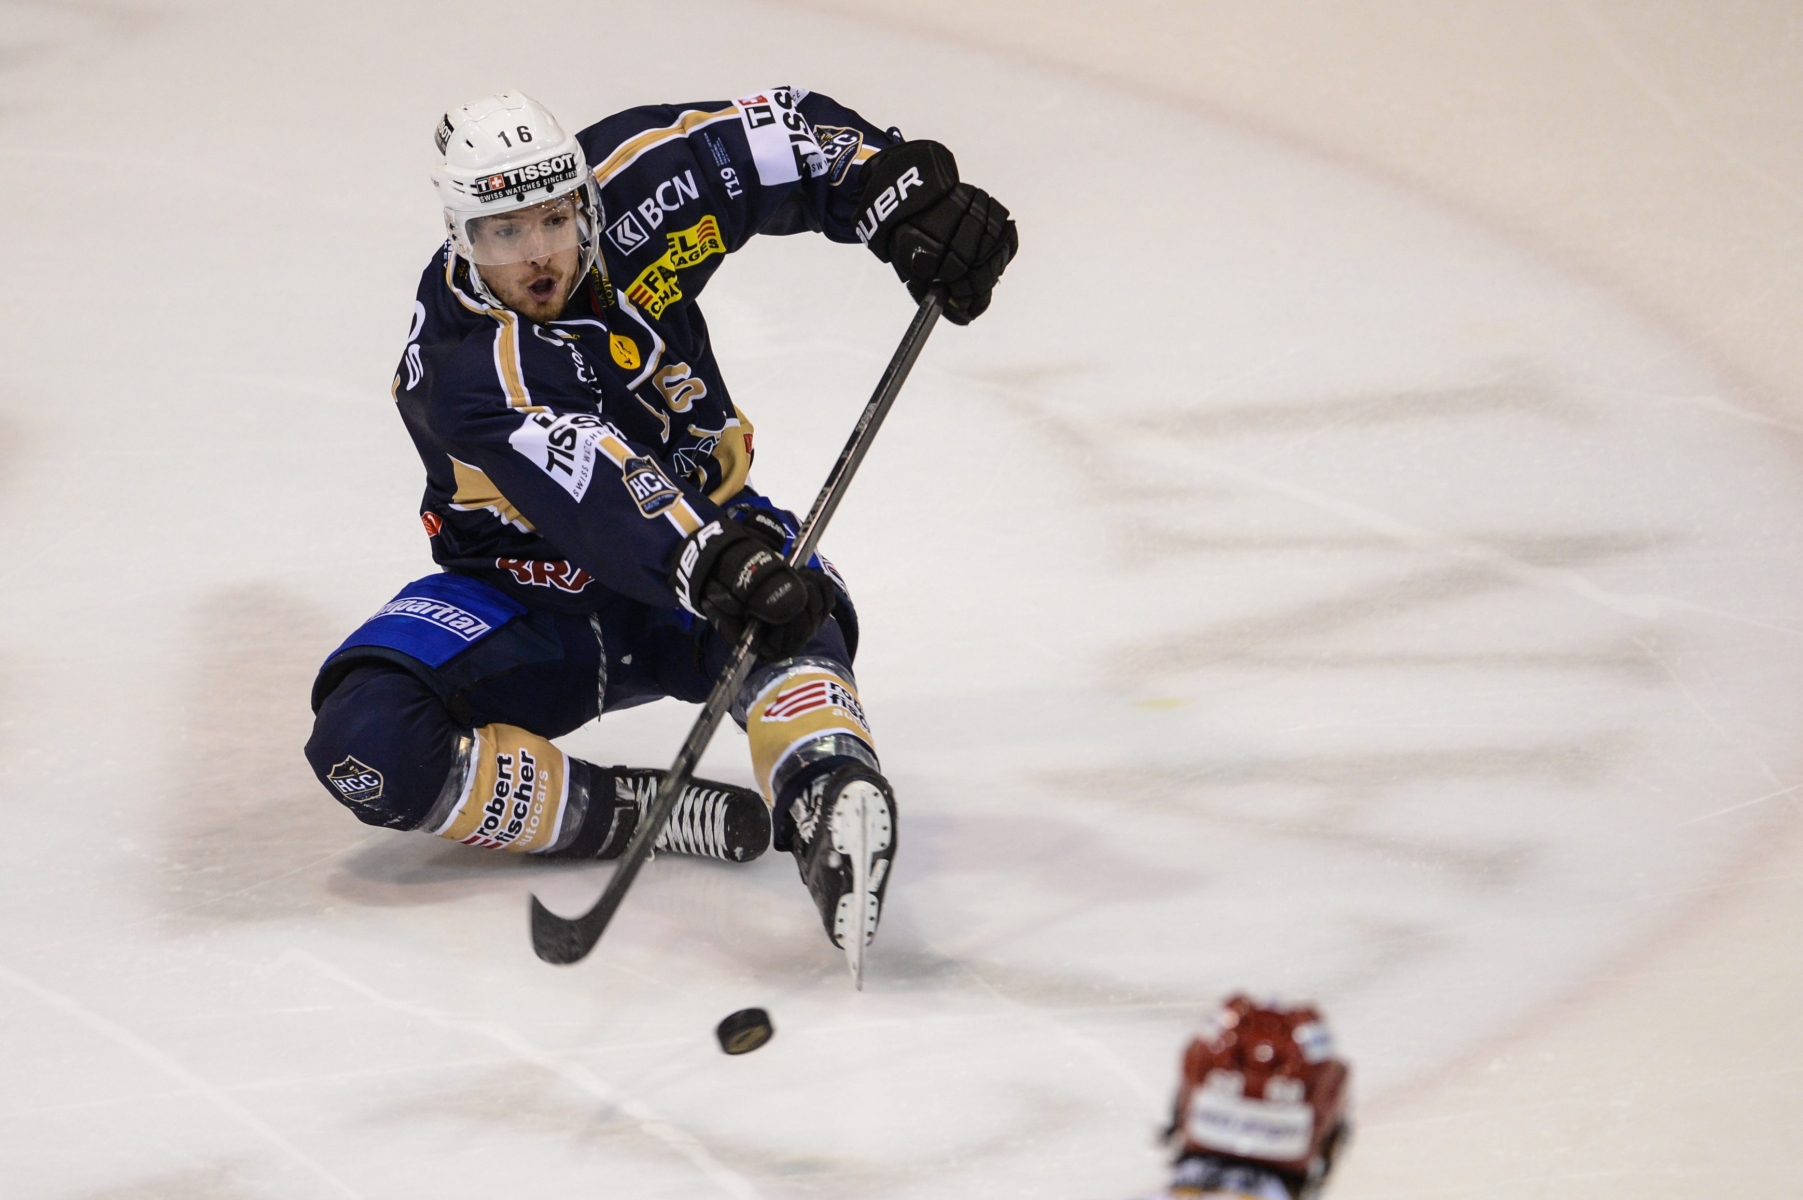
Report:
422,723,580,853
740,658,879,805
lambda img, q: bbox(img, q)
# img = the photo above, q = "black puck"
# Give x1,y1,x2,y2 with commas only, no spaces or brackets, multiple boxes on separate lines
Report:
716,1007,775,1055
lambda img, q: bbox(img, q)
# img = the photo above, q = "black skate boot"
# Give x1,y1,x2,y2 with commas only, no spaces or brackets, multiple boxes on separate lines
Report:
784,762,896,985
613,769,771,863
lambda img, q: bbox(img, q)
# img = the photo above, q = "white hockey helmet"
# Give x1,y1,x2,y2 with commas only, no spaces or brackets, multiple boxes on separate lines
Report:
430,92,603,304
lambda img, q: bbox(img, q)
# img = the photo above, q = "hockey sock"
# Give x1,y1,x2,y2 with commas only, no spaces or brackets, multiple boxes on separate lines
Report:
739,658,879,850
420,724,628,857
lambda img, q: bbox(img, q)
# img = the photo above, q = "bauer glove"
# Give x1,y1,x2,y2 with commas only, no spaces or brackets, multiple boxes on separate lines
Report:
721,499,797,554
854,140,1018,325
671,518,836,660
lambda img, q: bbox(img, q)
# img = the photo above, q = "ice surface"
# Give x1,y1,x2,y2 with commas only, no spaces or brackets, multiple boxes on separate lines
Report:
3,2,1801,1197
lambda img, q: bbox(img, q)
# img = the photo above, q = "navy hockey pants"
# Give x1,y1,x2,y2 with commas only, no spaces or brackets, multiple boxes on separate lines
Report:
304,572,856,839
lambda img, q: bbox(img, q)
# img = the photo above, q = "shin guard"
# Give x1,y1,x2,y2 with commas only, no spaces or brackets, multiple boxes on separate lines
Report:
418,725,765,861
421,723,608,855
735,657,879,845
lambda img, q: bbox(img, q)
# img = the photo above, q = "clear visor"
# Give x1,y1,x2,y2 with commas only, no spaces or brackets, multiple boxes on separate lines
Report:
465,194,585,266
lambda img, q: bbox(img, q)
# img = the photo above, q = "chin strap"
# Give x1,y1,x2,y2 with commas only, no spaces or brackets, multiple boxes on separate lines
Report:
465,259,503,310
587,239,611,309
584,263,612,314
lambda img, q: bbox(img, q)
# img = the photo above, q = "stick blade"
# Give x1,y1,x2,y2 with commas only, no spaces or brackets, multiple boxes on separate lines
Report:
529,893,598,965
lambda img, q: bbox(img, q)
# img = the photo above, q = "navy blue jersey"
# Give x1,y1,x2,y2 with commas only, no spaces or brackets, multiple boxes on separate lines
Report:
392,87,896,614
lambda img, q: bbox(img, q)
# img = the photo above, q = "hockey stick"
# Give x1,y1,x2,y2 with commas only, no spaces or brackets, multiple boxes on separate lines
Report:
530,291,945,966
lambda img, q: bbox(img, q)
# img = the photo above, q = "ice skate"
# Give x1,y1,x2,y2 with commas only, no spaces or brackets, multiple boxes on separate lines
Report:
614,769,770,863
785,763,896,986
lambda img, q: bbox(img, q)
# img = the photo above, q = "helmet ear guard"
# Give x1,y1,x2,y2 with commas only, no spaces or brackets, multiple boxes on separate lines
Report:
431,91,604,309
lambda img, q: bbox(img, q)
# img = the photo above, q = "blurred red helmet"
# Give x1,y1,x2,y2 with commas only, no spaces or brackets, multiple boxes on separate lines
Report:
1173,995,1351,1189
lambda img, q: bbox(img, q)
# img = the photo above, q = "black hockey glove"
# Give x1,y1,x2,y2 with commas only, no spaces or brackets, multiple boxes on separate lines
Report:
671,518,836,660
855,140,1018,325
721,500,796,554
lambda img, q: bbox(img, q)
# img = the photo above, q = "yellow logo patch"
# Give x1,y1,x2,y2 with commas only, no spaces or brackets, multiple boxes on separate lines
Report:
627,215,726,318
609,333,640,370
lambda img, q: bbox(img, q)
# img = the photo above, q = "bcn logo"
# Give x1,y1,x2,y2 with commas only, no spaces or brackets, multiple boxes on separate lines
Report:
637,170,701,230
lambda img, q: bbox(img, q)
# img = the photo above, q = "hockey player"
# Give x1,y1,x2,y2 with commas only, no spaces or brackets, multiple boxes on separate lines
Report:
303,89,1015,955
1134,996,1352,1200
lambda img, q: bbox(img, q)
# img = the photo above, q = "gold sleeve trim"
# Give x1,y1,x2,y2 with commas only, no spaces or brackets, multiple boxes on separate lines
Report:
490,313,544,412
449,457,535,531
592,428,704,537
592,107,739,188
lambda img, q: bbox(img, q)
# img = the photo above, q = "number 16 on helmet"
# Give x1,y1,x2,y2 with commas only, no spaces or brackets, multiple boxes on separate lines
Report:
429,91,604,305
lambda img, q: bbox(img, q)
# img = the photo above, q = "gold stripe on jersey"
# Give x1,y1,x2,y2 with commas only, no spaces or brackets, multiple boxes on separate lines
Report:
441,248,542,420
490,312,542,411
590,426,705,537
449,457,535,531
744,667,876,801
439,249,546,415
430,724,571,853
592,107,739,188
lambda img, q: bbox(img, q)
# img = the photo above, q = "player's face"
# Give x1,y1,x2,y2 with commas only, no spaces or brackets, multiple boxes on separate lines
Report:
469,195,583,322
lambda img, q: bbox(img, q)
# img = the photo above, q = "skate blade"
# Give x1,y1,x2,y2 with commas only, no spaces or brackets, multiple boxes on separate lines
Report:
830,781,888,990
